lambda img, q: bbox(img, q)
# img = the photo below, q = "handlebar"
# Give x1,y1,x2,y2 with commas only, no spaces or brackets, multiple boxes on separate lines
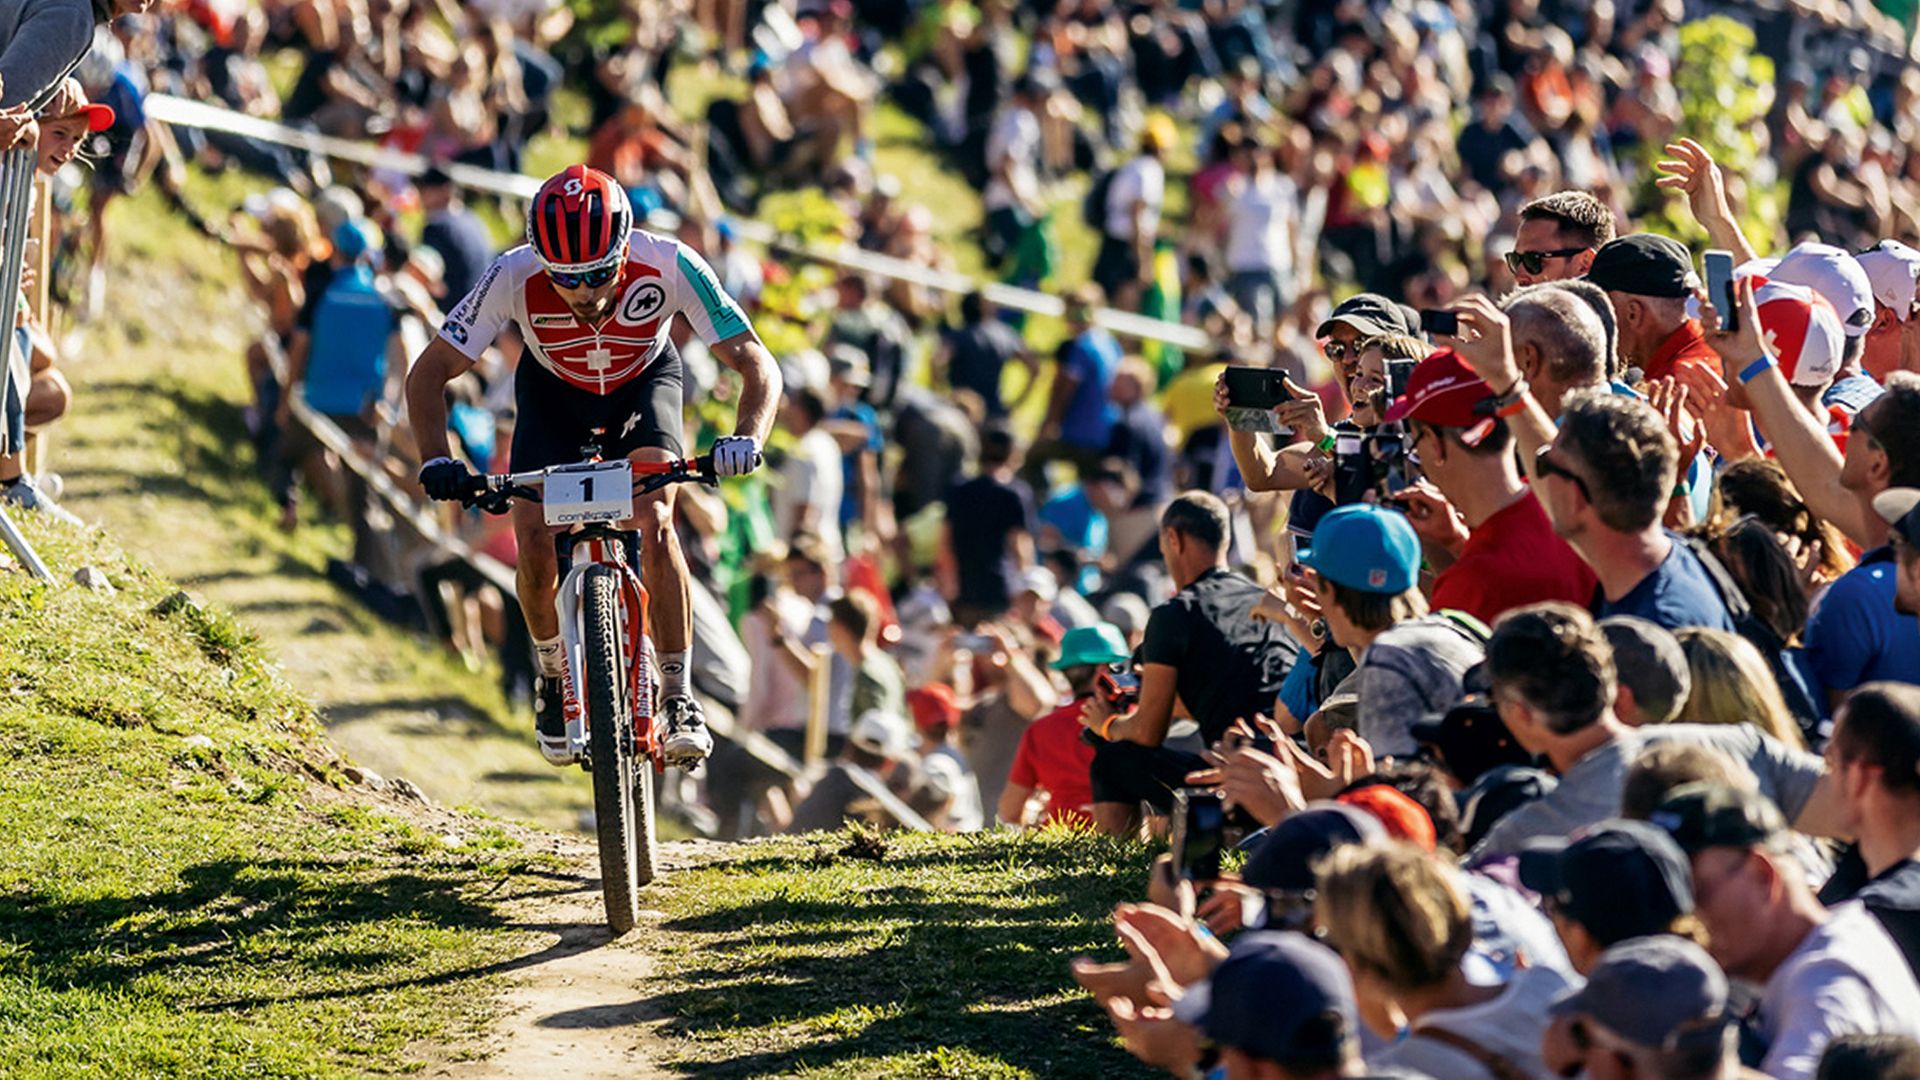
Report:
459,453,729,516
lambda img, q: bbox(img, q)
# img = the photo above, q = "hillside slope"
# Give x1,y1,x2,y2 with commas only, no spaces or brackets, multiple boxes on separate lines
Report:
0,511,574,1076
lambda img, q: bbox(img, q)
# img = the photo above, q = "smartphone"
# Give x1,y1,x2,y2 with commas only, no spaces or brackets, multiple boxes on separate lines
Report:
1221,366,1296,434
1096,664,1142,709
1704,249,1737,332
1171,788,1226,882
1384,357,1418,402
1419,308,1458,337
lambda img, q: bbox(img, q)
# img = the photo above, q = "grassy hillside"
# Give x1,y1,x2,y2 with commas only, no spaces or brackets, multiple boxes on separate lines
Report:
0,511,566,1077
637,829,1157,1079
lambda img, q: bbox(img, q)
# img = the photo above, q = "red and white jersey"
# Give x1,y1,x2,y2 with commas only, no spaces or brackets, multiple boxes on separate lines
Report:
437,229,754,394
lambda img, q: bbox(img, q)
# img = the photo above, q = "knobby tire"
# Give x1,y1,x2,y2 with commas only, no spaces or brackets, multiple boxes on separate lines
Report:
584,564,651,932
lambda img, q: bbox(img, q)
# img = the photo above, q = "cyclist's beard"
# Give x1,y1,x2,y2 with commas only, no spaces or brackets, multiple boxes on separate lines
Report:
569,292,617,322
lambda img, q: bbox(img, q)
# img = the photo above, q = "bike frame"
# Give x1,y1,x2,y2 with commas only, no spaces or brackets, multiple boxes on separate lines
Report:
476,455,710,769
553,524,654,765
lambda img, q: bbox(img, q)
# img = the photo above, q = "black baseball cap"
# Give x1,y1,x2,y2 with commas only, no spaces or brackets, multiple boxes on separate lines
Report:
1198,932,1359,1064
1586,234,1699,299
1410,702,1531,784
1316,293,1418,340
1518,820,1694,946
418,165,454,189
1649,782,1786,855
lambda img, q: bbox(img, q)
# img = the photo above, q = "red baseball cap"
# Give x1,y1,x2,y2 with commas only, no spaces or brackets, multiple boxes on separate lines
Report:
1382,349,1494,428
1336,784,1437,852
907,683,961,735
42,78,114,133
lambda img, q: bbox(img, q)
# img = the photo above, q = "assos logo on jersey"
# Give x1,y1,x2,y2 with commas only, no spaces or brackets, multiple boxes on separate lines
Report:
618,281,667,325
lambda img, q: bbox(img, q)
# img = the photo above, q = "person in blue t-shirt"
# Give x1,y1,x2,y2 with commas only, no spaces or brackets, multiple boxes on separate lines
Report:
273,219,397,530
1026,285,1120,487
1802,544,1920,712
1536,392,1736,633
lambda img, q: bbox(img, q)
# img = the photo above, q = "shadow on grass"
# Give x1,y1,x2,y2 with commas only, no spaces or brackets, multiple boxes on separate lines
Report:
640,836,1153,1079
0,855,609,1011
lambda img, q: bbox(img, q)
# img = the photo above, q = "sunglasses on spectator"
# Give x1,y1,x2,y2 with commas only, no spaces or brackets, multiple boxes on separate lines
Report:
1534,446,1592,502
548,265,621,290
1319,338,1353,362
1505,247,1591,275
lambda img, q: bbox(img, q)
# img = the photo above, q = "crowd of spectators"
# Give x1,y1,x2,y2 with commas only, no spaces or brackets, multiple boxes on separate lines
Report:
23,0,1920,1075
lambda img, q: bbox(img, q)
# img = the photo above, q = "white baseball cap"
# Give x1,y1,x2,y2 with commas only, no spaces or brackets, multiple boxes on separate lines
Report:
1017,566,1058,602
1767,241,1875,337
849,709,916,759
1755,280,1846,388
1856,239,1920,321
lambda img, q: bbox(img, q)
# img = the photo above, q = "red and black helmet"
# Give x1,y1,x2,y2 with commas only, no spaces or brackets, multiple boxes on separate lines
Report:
526,165,633,273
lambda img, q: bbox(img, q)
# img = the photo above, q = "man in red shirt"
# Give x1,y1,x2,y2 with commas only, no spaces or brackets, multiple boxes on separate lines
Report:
999,623,1130,828
1586,234,1721,382
1386,349,1600,623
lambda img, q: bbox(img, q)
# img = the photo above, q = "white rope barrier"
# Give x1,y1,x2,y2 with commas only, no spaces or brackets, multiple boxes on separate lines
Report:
142,94,1211,351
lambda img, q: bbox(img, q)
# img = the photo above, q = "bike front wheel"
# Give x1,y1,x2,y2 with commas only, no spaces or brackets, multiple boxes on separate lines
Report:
583,564,647,932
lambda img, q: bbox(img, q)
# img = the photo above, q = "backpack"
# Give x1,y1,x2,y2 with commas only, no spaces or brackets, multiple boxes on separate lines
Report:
1678,535,1824,737
1081,168,1116,230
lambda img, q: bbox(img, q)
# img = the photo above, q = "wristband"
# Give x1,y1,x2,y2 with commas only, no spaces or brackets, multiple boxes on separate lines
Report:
1737,355,1775,385
1098,713,1118,741
1490,378,1530,417
1672,481,1692,499
1316,433,1336,452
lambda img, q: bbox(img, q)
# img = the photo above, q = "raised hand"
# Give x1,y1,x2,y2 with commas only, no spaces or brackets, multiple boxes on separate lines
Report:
1654,139,1735,235
1647,377,1705,464
1701,274,1771,373
1272,377,1329,444
1447,296,1522,395
1392,481,1469,557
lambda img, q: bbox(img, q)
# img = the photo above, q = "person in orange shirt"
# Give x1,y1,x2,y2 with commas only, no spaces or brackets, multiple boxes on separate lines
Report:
1585,234,1720,382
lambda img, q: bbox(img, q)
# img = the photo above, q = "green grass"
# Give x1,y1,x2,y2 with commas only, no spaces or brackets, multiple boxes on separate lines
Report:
0,512,568,1077
636,828,1158,1079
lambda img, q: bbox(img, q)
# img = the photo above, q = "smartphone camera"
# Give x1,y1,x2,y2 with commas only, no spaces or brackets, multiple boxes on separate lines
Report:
1171,787,1227,882
1419,309,1458,338
1097,663,1142,709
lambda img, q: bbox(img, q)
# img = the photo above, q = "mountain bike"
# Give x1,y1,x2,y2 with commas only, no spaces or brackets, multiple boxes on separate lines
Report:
463,443,723,931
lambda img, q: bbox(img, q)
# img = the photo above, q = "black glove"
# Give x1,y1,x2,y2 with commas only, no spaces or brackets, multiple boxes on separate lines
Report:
419,457,475,501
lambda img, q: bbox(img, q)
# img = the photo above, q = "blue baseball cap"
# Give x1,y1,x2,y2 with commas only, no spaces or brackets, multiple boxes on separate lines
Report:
1299,504,1420,594
1518,819,1693,946
332,219,375,261
1551,936,1732,1054
1241,804,1385,892
1198,933,1359,1064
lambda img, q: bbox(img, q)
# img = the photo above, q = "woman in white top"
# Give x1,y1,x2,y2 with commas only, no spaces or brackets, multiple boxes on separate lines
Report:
1316,842,1577,1080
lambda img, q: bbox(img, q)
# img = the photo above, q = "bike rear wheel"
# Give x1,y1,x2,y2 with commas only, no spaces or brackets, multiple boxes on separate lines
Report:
584,564,646,932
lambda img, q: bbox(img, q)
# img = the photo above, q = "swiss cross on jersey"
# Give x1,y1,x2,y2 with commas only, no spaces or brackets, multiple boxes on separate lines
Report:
437,230,755,396
521,266,668,389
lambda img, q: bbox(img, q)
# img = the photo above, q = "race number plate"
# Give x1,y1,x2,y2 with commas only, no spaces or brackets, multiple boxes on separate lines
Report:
542,461,633,526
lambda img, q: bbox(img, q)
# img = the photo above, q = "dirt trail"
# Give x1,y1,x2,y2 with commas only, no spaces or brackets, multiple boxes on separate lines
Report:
439,830,659,1079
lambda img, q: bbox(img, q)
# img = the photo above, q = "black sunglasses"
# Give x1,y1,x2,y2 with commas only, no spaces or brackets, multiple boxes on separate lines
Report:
548,265,621,290
1534,445,1592,502
1505,247,1591,275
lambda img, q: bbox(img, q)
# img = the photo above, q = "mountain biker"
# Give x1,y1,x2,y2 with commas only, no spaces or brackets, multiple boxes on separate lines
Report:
405,164,781,769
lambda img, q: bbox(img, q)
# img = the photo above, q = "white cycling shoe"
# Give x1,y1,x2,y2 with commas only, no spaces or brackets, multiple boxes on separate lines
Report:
533,673,578,767
660,696,713,768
